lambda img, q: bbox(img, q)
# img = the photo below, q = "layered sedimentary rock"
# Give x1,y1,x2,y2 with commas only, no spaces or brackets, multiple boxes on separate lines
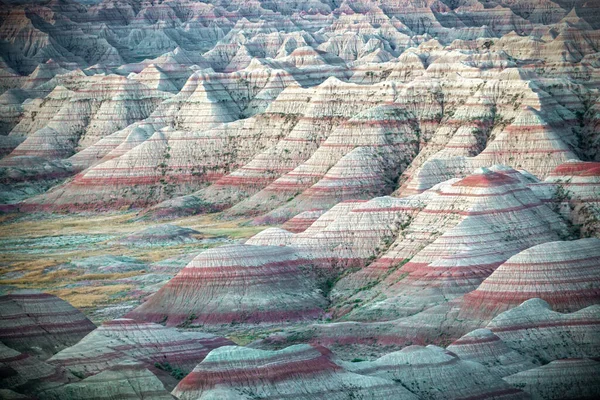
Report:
173,344,418,400
248,104,420,223
0,291,95,357
333,167,570,321
21,66,298,211
0,342,75,396
7,27,598,216
282,209,327,233
48,318,231,387
503,359,600,400
0,89,26,136
244,227,294,247
224,78,400,218
126,245,327,326
446,329,538,378
485,298,600,363
229,162,600,358
1,1,600,398
3,76,168,161
462,238,600,318
42,364,174,400
545,161,600,236
344,345,528,400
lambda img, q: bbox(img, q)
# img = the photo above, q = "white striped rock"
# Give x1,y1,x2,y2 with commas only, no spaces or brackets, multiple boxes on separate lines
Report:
503,359,600,400
462,239,600,319
485,298,600,363
126,244,327,326
173,344,418,400
343,345,529,400
0,291,96,358
48,318,232,388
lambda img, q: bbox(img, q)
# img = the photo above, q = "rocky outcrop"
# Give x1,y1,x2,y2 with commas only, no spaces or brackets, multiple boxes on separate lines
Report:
2,1,600,399
4,77,168,161
486,299,600,363
446,329,538,378
343,345,529,400
42,364,175,400
545,161,600,237
173,344,418,400
503,358,600,400
48,318,232,388
282,209,327,233
126,245,327,326
462,239,600,318
332,167,569,321
0,342,75,396
0,291,95,358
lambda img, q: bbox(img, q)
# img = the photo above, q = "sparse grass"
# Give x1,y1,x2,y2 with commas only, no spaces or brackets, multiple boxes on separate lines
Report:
72,271,144,281
0,212,132,239
227,327,284,345
48,284,133,308
0,210,275,315
228,334,259,346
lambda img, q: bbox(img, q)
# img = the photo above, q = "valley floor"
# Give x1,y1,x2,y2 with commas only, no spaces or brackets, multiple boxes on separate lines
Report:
0,211,269,325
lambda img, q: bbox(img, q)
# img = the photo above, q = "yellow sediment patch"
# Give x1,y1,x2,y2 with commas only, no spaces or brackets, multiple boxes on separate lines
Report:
0,213,133,239
0,211,277,312
0,211,273,240
48,284,133,309
72,271,144,281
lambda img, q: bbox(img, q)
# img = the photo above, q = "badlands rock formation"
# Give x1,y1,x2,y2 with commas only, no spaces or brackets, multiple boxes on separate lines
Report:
173,344,417,400
446,329,538,378
2,0,600,398
545,160,600,236
0,291,95,357
462,238,600,318
342,345,529,399
0,0,594,216
485,298,600,363
48,318,232,388
126,244,327,326
503,358,600,400
0,342,75,396
42,365,175,400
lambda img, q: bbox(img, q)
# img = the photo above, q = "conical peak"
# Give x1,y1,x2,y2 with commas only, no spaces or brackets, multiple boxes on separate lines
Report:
453,168,519,188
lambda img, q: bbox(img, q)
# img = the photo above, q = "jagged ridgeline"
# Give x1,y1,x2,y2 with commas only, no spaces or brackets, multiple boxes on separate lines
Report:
1,0,600,399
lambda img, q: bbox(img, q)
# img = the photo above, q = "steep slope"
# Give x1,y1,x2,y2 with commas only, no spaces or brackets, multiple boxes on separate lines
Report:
3,75,167,161
255,104,420,223
126,244,327,326
446,329,538,378
343,345,528,400
19,65,300,211
42,365,175,400
461,238,600,318
0,291,96,358
545,160,600,236
486,298,600,363
503,359,600,400
332,167,569,321
173,344,417,400
48,318,232,388
0,342,75,396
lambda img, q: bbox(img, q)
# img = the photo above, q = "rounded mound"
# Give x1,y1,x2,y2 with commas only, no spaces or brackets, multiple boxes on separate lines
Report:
463,238,600,317
126,244,327,326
